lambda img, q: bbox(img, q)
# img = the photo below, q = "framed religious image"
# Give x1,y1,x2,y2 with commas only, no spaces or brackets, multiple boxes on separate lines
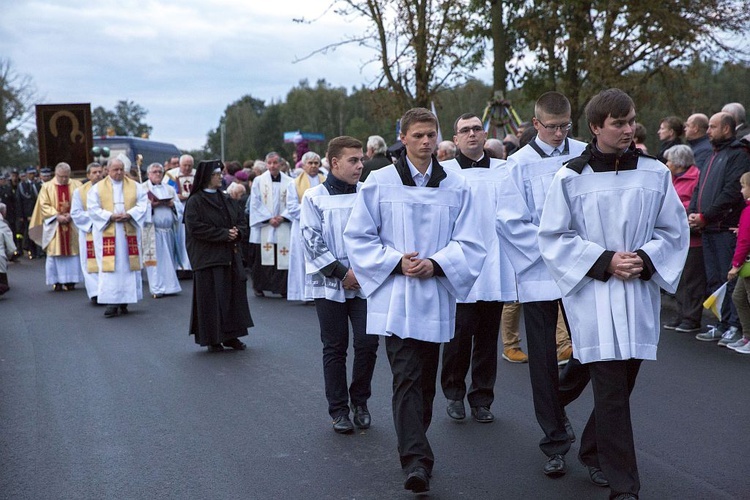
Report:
36,103,94,173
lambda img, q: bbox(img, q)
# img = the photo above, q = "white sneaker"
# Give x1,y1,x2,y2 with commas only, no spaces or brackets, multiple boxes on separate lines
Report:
734,339,750,354
727,337,750,351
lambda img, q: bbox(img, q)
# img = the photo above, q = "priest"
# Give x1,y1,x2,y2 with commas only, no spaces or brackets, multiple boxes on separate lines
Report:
88,155,148,317
70,162,104,302
29,162,83,291
343,107,485,494
248,152,293,297
538,88,689,500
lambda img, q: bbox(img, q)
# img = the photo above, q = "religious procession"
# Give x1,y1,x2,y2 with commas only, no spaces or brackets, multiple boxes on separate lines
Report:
3,89,750,500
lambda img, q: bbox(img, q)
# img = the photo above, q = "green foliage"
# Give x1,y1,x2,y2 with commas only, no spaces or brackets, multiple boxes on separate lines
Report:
92,100,152,137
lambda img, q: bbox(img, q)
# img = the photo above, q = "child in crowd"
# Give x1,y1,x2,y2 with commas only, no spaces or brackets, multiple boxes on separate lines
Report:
727,171,750,353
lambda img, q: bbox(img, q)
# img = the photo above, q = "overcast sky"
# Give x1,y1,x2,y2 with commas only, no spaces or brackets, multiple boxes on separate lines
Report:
0,0,405,151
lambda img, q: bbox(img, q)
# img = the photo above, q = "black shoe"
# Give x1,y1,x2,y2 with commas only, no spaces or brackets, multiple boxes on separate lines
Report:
91,296,98,305
663,319,680,330
207,344,224,353
351,405,371,429
612,494,637,500
562,412,576,442
53,283,63,292
543,454,566,477
332,415,354,434
119,304,129,315
63,283,75,291
223,338,247,350
404,466,430,493
104,306,119,318
471,406,494,423
253,289,264,297
585,465,609,487
446,399,465,420
675,322,701,333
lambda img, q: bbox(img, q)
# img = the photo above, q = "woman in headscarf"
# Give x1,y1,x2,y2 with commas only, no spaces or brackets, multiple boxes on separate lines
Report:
184,159,253,352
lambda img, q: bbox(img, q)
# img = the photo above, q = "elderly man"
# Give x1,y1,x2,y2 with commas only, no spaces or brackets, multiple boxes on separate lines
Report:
436,140,457,162
361,135,391,181
143,162,182,298
249,151,293,297
29,162,83,291
88,155,148,317
286,151,325,301
165,154,195,276
71,162,104,302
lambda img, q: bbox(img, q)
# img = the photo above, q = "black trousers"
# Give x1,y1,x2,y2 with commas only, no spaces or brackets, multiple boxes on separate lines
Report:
675,245,707,326
385,335,440,474
579,359,642,498
524,300,571,456
441,301,502,407
315,297,379,419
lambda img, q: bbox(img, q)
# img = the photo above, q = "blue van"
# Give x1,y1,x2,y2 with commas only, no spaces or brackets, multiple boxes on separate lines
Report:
92,136,181,177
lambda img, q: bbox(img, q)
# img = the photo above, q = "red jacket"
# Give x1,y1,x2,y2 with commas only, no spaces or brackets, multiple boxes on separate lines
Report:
672,165,701,247
732,200,750,268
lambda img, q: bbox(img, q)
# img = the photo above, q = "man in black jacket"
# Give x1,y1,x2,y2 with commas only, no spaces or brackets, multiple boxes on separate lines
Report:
689,112,750,344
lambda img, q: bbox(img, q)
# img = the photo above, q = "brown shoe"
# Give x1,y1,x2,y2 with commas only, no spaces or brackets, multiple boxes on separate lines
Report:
502,347,528,363
557,346,573,366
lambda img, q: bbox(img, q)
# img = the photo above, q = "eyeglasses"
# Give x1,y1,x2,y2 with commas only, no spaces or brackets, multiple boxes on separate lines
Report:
457,125,485,135
536,119,572,132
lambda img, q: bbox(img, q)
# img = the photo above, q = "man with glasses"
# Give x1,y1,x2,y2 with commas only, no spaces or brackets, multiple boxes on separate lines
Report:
497,92,591,480
439,113,516,424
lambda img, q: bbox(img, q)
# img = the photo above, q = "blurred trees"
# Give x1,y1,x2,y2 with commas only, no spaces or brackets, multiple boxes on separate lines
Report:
92,100,152,138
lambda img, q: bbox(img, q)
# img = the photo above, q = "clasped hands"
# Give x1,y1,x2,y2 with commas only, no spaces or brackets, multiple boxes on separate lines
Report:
269,216,284,228
56,213,71,224
110,213,131,223
607,251,643,281
401,251,434,279
342,268,360,290
227,226,239,241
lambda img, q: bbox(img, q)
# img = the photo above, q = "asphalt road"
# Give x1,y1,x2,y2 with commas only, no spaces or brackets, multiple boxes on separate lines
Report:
1,258,748,499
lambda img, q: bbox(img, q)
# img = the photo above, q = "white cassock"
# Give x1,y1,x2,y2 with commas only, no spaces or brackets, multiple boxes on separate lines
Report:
442,158,517,303
70,186,97,298
286,174,320,301
496,138,587,302
538,156,689,363
144,181,182,296
301,183,363,302
88,180,148,304
343,163,486,342
164,166,194,271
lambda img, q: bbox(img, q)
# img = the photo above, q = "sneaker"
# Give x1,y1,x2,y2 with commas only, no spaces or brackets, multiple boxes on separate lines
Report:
557,346,573,366
502,347,528,363
695,325,725,342
718,326,742,347
727,337,750,351
734,340,750,354
675,322,701,333
663,319,681,330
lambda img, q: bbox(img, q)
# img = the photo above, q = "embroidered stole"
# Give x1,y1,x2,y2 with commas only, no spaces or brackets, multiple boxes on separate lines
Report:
258,173,291,270
78,182,99,273
97,176,140,272
295,173,325,201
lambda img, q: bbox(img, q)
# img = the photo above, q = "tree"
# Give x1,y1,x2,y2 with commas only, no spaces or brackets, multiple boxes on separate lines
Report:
91,100,152,137
296,1,485,109
516,0,750,135
0,58,39,167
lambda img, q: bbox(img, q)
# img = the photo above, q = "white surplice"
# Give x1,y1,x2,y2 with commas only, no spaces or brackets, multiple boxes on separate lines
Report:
286,174,320,301
144,181,182,296
70,186,98,298
301,183,363,303
496,139,587,302
538,156,689,363
442,158,517,303
343,163,486,342
88,180,148,304
248,170,293,268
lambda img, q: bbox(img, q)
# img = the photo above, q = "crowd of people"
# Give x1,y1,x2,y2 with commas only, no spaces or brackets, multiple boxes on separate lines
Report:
3,90,750,500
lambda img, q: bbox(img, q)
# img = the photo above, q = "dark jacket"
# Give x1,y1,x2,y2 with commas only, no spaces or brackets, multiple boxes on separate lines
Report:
184,189,248,271
688,138,750,232
688,135,712,171
361,153,392,182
